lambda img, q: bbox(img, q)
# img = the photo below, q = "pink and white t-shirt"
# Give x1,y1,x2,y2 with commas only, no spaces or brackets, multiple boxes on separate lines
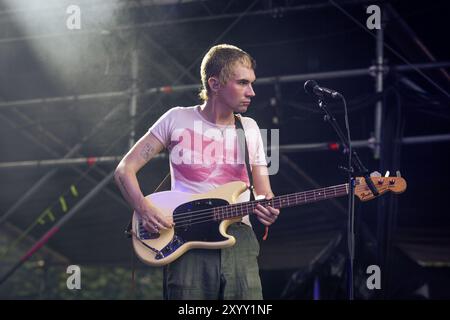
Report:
149,105,267,225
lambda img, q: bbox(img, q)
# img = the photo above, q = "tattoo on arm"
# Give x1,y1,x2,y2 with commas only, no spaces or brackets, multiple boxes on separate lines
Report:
140,143,155,161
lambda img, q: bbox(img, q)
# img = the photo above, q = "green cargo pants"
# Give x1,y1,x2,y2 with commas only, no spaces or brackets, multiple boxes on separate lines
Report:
163,223,263,300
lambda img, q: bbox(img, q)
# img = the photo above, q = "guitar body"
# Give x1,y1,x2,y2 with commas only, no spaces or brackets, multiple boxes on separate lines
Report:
132,181,248,266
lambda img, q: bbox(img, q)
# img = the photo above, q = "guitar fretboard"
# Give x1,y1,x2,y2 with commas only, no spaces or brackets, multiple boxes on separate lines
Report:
213,184,349,220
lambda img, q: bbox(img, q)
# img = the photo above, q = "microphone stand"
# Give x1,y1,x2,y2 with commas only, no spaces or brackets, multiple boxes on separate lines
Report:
316,98,379,300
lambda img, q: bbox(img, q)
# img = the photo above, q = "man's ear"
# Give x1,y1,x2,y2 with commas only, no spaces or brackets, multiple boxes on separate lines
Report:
208,77,220,94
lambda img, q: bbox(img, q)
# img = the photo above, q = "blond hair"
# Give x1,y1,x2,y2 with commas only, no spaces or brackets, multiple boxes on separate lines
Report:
199,44,256,101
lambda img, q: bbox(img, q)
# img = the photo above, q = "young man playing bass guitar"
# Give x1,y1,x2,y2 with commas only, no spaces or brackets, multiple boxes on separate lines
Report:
115,44,280,300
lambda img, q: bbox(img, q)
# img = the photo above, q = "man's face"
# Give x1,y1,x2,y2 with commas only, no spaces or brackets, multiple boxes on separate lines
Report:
217,62,256,113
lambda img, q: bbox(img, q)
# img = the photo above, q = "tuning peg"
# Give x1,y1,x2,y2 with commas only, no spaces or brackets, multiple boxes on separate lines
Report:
370,171,381,177
384,171,390,177
396,170,402,177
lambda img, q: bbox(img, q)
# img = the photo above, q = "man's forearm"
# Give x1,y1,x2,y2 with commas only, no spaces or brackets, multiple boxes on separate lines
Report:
114,167,147,213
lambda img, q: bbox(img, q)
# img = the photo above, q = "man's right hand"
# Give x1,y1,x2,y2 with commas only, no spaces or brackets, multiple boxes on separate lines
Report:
138,198,174,233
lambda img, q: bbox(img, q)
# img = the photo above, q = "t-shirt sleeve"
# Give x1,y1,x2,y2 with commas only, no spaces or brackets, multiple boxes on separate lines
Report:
243,117,268,166
148,107,179,148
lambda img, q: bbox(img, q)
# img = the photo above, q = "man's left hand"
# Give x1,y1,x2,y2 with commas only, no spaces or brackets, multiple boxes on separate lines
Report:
253,194,280,226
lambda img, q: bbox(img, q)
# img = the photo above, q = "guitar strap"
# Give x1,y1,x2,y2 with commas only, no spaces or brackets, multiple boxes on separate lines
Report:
234,114,255,201
234,114,269,241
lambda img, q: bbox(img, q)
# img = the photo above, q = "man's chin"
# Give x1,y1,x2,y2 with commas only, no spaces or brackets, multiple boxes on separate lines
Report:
236,105,249,113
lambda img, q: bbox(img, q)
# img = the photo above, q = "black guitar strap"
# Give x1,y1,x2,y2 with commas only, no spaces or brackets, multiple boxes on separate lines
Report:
234,114,269,241
234,114,255,201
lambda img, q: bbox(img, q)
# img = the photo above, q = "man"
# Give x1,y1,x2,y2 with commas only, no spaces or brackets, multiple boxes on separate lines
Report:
114,44,280,299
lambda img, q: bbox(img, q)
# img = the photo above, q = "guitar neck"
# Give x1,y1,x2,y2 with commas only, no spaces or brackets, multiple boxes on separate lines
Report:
214,183,349,220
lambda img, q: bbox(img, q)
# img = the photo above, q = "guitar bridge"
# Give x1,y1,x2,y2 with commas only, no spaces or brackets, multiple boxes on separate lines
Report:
155,235,185,260
135,218,185,260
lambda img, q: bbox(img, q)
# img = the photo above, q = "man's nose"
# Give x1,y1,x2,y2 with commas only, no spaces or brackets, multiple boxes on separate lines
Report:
246,84,255,97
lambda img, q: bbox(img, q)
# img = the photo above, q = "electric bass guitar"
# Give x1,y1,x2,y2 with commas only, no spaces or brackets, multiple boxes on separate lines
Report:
131,174,406,266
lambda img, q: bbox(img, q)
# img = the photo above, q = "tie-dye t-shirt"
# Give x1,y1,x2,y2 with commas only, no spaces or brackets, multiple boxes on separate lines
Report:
149,105,267,225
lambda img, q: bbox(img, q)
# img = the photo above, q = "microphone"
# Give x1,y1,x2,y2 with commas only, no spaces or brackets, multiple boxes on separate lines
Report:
304,80,342,99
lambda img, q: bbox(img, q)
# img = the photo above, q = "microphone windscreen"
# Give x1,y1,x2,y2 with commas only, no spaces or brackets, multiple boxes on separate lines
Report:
304,80,318,96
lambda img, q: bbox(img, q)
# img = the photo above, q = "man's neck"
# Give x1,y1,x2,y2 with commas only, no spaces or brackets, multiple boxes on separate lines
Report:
200,100,235,126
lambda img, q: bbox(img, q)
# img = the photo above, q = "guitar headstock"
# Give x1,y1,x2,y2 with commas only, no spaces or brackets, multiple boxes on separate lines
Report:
355,171,407,201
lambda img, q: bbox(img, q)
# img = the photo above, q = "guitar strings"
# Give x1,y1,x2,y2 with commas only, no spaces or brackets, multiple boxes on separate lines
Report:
145,185,349,230
196,178,395,225
157,183,349,222
169,186,349,229
138,186,349,233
